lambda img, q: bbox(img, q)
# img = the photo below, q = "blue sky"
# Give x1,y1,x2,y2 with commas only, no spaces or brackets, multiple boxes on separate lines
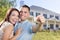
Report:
16,0,60,14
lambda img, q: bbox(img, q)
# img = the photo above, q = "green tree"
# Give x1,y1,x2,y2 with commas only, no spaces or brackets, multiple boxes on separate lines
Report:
0,0,15,21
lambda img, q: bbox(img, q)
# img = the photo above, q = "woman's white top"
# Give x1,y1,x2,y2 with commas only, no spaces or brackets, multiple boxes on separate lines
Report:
0,21,13,40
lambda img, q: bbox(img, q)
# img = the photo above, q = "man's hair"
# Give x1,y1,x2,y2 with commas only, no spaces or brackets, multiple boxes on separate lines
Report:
22,5,30,11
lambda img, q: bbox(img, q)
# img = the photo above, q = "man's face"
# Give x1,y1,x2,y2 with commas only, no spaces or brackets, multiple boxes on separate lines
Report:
20,7,30,21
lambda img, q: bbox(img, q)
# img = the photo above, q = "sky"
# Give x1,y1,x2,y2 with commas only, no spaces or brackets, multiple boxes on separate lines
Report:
16,0,60,14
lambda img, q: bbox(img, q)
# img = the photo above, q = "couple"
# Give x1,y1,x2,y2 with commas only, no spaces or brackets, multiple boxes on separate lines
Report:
0,5,45,40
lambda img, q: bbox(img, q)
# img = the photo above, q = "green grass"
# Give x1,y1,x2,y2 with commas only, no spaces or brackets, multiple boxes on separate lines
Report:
33,31,60,40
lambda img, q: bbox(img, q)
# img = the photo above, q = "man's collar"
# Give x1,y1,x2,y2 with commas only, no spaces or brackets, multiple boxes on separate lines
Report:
21,20,28,24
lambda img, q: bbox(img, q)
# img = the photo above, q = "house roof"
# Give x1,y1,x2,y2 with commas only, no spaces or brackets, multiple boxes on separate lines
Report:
30,5,60,16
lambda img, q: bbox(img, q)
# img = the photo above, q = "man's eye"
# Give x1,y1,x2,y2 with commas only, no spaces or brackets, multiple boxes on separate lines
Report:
25,12,27,13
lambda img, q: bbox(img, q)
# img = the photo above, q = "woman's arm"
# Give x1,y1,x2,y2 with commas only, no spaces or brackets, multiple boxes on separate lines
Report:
2,24,13,40
10,28,22,40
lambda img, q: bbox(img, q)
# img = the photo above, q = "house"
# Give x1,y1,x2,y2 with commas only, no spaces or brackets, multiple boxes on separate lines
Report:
30,5,60,30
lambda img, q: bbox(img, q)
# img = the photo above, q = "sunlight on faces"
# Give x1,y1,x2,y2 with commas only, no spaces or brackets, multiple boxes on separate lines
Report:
9,10,19,25
20,7,30,21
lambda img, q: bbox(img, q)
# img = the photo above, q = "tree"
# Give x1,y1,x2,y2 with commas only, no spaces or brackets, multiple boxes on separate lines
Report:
0,0,15,21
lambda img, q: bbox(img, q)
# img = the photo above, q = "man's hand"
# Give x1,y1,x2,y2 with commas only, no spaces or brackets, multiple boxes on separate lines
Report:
36,15,45,24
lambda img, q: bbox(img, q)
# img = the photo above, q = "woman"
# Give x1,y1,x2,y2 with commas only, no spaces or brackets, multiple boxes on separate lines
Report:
0,8,22,40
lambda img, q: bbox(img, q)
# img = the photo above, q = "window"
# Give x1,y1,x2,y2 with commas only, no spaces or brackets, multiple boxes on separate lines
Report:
43,24,47,29
50,15,54,18
30,12,33,16
50,24,54,29
55,16,59,20
56,24,59,28
36,12,40,17
55,24,59,30
43,14,47,19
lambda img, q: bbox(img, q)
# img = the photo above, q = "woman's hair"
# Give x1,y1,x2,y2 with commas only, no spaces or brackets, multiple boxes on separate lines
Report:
5,8,20,21
0,8,20,27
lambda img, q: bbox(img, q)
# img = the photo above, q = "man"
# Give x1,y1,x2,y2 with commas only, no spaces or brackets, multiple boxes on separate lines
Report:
14,5,45,40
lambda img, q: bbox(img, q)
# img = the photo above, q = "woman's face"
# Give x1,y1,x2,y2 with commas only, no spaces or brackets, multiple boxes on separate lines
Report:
9,10,19,25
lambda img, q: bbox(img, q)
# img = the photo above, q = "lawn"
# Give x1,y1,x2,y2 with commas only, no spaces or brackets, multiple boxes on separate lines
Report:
33,31,60,40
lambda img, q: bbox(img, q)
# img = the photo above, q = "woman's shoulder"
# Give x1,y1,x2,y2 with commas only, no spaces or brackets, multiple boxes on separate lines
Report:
3,21,12,26
1,21,13,29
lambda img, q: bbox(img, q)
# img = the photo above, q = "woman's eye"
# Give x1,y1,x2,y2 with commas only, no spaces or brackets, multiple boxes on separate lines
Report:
12,14,15,16
18,15,20,18
11,13,15,16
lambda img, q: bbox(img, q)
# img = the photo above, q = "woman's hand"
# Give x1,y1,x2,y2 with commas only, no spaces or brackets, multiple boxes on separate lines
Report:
15,27,22,36
9,27,22,40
